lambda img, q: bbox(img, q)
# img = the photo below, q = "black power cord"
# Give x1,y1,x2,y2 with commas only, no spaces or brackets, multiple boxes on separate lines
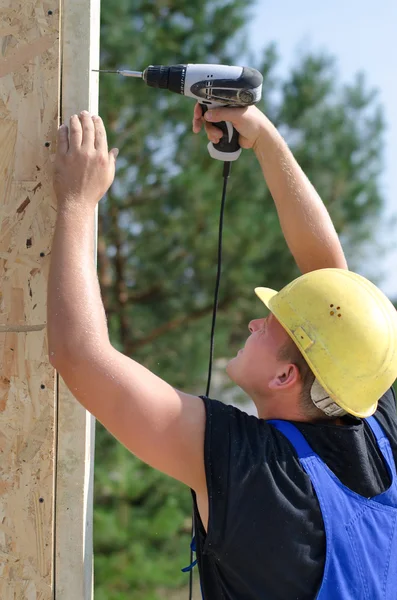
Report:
188,160,232,599
206,161,231,397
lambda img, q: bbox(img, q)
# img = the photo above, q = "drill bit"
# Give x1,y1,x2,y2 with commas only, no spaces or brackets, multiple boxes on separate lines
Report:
93,69,143,78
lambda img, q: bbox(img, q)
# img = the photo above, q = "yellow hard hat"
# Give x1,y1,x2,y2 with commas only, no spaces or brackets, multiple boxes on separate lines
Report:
255,269,397,418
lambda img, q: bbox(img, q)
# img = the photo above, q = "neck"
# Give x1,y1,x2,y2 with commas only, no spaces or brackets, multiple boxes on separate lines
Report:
251,391,307,422
251,392,340,424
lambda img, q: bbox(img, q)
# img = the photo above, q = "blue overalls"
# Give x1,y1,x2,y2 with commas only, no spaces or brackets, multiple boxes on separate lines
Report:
269,416,397,599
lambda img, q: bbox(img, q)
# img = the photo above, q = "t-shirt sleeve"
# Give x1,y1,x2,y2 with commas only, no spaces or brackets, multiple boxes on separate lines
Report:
198,395,307,554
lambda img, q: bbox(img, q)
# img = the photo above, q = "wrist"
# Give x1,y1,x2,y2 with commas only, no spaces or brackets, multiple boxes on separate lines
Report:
252,116,278,155
56,196,97,218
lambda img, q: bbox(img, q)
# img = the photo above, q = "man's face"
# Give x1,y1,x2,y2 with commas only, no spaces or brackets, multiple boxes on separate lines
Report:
226,313,291,397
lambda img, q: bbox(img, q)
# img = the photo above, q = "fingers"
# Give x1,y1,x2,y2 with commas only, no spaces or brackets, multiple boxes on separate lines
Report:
68,112,110,154
194,103,242,140
69,114,82,149
57,124,69,155
194,103,203,119
93,115,108,153
204,122,223,144
193,102,203,134
204,106,246,124
192,102,224,143
80,111,95,150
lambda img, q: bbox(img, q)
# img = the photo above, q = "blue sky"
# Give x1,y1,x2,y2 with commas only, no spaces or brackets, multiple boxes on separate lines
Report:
248,0,396,298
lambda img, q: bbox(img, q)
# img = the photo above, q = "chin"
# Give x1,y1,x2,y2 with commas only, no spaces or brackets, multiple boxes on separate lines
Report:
226,355,240,384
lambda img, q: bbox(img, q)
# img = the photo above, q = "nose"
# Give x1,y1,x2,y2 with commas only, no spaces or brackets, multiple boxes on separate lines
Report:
248,318,264,333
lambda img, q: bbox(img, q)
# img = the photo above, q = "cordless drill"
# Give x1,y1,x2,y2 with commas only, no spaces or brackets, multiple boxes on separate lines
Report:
94,64,263,161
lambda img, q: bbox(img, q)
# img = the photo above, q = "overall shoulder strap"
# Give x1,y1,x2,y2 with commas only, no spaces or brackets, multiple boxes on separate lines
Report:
268,419,315,459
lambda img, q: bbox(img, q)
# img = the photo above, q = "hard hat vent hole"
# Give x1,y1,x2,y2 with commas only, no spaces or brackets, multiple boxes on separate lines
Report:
330,304,342,317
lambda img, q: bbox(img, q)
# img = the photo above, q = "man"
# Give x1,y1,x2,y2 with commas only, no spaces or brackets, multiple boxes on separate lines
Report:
49,104,397,599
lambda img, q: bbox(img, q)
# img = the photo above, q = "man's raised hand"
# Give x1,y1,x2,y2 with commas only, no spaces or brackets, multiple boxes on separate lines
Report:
54,111,119,209
192,102,267,150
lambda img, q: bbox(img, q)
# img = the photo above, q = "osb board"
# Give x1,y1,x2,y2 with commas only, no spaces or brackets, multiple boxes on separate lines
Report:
0,1,60,598
54,0,100,598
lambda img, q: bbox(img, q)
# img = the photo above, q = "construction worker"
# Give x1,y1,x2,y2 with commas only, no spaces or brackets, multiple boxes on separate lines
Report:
49,105,397,599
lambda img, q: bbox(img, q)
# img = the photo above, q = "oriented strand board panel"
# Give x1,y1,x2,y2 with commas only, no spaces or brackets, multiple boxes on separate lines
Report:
55,0,100,598
0,0,99,598
0,1,60,598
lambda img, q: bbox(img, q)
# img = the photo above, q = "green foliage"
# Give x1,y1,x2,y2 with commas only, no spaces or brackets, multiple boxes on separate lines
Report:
94,1,388,598
94,423,193,599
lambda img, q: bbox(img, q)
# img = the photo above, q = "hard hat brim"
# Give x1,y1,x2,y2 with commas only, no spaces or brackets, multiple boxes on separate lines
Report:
255,287,278,309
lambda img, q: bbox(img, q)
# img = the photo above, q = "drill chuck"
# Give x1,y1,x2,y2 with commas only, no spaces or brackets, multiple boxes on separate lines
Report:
144,65,187,94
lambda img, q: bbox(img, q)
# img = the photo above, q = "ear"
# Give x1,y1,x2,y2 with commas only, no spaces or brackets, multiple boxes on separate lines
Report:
268,363,300,391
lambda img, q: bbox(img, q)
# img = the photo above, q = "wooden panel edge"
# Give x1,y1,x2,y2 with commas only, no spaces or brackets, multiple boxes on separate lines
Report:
55,0,100,597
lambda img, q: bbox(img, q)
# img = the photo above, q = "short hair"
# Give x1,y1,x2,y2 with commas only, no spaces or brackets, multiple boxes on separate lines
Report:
277,337,333,420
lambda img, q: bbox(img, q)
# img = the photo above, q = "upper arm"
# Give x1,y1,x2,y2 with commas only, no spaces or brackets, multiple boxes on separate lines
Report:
53,345,206,491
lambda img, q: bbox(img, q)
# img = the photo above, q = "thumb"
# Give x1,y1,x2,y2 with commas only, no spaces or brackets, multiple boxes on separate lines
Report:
109,147,119,162
204,107,246,124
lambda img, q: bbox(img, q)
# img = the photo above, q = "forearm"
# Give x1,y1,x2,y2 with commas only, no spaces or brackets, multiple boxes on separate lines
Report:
253,117,348,274
47,202,110,363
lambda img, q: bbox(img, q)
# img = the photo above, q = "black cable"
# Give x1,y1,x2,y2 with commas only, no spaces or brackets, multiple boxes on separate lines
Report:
206,160,231,397
189,160,231,600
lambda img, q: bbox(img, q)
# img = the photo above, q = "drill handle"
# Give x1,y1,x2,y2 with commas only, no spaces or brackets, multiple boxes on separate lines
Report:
200,104,242,162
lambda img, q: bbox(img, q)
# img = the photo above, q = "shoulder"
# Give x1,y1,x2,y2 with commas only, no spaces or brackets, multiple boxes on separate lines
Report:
375,387,397,446
200,397,312,494
201,396,301,465
376,386,396,415
201,396,261,456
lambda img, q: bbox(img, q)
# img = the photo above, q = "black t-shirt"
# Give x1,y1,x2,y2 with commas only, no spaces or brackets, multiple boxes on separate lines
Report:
192,387,397,600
